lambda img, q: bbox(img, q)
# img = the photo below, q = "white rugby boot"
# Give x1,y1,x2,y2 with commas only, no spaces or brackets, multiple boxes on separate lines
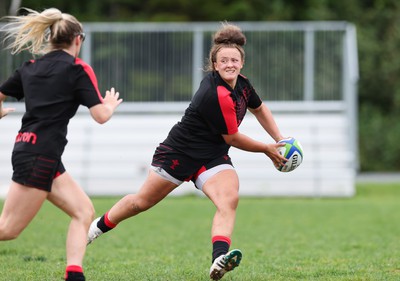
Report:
87,217,103,245
209,249,242,280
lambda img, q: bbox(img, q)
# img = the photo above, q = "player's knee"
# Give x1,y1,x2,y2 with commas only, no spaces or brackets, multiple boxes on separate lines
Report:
230,194,239,209
84,204,96,225
224,192,239,210
86,203,96,222
217,194,239,214
73,202,95,225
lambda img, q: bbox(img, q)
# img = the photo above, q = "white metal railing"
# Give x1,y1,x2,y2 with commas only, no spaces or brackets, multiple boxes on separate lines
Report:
1,21,358,102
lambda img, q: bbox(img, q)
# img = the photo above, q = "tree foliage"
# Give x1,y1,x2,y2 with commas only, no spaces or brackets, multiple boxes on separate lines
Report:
2,0,400,171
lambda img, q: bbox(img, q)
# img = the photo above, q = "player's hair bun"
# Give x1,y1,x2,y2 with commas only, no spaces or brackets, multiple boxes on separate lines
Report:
213,22,246,46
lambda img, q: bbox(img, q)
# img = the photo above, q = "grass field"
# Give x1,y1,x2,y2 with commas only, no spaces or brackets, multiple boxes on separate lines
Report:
0,183,399,281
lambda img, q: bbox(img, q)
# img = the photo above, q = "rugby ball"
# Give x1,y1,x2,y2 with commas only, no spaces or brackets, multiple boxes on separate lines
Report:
276,137,303,172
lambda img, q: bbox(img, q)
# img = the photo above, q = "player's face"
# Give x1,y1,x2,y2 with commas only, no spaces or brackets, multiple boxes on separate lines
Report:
214,47,244,88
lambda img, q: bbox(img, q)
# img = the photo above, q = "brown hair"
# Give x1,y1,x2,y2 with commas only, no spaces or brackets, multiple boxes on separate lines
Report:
1,7,83,55
206,22,246,72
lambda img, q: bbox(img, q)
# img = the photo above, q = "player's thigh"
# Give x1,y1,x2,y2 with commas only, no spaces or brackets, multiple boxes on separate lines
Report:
136,170,179,206
0,181,47,232
202,169,239,208
47,172,94,219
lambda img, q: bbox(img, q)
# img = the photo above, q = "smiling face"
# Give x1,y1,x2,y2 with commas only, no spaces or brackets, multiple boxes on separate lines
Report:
214,47,244,89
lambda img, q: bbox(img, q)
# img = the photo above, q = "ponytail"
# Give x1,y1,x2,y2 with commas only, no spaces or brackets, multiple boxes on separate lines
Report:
1,7,82,55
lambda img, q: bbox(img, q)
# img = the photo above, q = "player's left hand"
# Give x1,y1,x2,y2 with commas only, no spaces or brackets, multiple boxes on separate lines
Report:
0,106,16,119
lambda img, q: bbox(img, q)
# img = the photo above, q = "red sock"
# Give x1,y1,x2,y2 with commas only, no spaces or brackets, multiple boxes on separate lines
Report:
65,265,83,280
97,211,117,233
212,235,231,245
212,235,231,262
66,265,83,273
104,211,117,228
64,265,85,281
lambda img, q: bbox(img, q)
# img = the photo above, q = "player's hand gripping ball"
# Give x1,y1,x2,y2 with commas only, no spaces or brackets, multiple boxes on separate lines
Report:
276,137,304,172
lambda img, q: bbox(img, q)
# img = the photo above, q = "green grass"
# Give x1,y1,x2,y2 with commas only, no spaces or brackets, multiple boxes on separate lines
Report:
1,183,400,280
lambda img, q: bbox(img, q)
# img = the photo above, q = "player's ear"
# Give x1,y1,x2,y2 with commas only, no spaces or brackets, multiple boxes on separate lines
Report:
214,61,218,71
75,35,80,46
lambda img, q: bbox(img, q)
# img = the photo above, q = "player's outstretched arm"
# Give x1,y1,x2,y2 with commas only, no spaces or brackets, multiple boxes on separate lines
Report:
89,87,123,124
223,132,287,168
248,103,284,142
0,92,16,119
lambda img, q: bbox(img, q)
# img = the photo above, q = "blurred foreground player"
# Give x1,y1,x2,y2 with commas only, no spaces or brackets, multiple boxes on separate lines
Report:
0,7,122,281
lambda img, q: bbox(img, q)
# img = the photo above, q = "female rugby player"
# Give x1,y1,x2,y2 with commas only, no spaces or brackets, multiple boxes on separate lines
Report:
0,8,122,281
87,22,286,280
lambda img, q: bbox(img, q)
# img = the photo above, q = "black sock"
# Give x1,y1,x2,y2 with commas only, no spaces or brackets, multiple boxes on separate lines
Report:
65,271,85,281
97,214,114,233
65,266,85,281
212,240,230,263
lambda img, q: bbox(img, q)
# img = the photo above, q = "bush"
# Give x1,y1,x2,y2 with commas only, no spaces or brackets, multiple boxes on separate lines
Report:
359,104,400,171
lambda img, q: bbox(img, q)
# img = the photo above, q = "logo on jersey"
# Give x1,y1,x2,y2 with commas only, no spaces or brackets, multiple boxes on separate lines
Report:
15,132,37,144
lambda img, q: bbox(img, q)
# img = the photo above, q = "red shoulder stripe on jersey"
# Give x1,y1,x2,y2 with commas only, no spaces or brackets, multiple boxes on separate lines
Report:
74,58,103,102
217,86,238,134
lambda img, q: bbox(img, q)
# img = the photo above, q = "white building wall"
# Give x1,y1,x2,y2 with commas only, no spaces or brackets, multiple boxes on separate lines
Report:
0,104,355,198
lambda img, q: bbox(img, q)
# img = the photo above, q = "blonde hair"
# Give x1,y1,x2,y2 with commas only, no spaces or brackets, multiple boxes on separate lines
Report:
1,7,83,55
206,22,246,72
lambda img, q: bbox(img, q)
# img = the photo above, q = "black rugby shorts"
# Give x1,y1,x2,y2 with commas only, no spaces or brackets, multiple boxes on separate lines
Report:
11,151,66,192
151,143,233,184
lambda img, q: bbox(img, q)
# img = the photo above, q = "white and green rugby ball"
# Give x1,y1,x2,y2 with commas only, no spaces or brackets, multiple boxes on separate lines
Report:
276,137,304,172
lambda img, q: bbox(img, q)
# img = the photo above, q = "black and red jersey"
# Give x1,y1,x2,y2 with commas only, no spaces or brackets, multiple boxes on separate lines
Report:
0,50,103,158
163,71,262,160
